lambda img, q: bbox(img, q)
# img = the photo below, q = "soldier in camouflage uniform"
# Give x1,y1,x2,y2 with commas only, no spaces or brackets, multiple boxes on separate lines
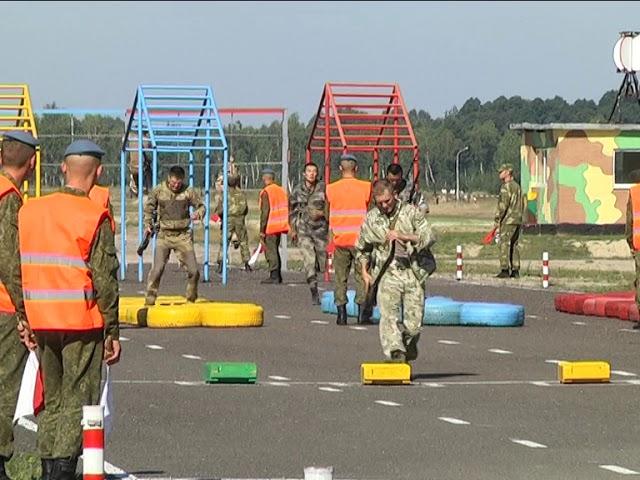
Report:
0,131,37,479
214,174,251,273
289,162,328,305
625,169,640,329
385,163,429,215
356,180,435,362
494,163,523,279
144,166,205,305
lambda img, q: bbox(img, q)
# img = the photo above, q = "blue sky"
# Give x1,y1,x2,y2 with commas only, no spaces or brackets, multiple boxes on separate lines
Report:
3,1,637,119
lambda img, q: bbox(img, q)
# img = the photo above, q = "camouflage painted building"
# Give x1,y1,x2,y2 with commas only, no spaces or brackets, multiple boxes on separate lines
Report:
510,123,640,228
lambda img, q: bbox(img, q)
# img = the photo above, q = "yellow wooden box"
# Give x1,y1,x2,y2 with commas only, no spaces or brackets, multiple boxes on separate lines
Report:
558,361,610,384
361,363,411,385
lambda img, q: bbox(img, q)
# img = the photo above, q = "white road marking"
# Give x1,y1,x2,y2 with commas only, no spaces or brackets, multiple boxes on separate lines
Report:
423,383,445,388
274,314,291,319
120,336,130,342
268,375,291,381
438,340,460,345
612,370,638,377
510,438,548,449
599,465,640,475
349,326,368,331
619,328,639,333
328,382,349,387
311,320,329,325
545,359,562,365
17,417,138,479
572,321,587,326
438,417,470,425
174,381,201,386
181,354,201,360
375,400,402,407
530,381,551,387
264,381,290,387
488,348,513,355
146,344,164,350
526,315,539,319
318,386,342,392
625,379,640,385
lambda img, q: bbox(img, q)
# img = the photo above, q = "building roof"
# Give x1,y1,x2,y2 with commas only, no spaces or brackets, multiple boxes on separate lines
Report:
509,122,640,131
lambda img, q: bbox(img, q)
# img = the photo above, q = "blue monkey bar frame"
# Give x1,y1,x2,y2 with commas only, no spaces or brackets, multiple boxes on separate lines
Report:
120,85,229,284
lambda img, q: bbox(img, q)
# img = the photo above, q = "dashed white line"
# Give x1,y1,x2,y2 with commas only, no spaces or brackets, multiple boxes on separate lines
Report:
327,382,348,387
264,381,290,387
572,321,587,326
174,381,201,386
599,465,640,475
375,400,402,407
526,315,539,319
510,438,548,449
488,349,513,355
423,383,445,388
268,375,291,381
349,326,368,331
438,340,460,345
181,354,202,360
545,359,562,365
612,370,637,377
120,336,130,342
146,344,164,350
311,320,329,325
274,314,291,319
318,386,342,392
438,417,470,425
619,328,639,333
530,381,551,387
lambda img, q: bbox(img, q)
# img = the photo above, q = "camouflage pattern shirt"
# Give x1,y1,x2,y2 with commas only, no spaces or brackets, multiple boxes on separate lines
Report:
355,201,436,284
494,180,523,226
62,187,120,340
213,188,248,218
145,181,205,232
0,170,26,324
288,181,328,237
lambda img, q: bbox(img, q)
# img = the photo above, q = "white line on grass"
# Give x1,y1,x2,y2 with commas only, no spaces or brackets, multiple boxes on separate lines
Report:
274,314,291,319
146,344,164,350
181,354,201,360
438,417,470,425
613,370,638,377
599,465,640,475
375,400,402,407
318,387,342,392
489,349,513,355
268,375,291,381
438,340,460,345
510,438,547,449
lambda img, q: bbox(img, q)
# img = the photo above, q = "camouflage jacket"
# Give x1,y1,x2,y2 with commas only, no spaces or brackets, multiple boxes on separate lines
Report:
62,187,120,340
494,180,523,226
397,179,430,215
355,201,436,284
213,188,248,218
0,170,26,323
144,181,205,231
289,181,328,236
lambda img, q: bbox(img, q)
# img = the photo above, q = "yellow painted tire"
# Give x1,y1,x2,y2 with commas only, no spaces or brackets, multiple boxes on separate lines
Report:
145,304,203,328
199,302,264,328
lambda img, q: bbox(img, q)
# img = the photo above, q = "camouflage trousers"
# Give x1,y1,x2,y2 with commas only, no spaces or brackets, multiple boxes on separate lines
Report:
146,230,199,304
333,246,366,306
217,216,250,264
378,266,424,360
499,224,521,271
298,232,327,288
35,329,103,459
264,234,282,273
0,313,27,458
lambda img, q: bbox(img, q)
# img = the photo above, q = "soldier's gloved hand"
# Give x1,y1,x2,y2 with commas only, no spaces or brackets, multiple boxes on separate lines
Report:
17,319,37,351
104,336,122,365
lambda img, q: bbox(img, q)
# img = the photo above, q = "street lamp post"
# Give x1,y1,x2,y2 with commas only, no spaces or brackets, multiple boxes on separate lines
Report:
456,146,469,203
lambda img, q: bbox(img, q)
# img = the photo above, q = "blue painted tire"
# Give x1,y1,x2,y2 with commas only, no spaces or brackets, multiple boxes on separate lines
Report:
423,297,462,325
321,290,380,322
459,302,525,327
321,291,337,314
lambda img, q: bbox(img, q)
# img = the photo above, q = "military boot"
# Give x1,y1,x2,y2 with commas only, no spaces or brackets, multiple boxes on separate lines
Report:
310,285,320,305
41,459,54,480
261,270,281,284
496,269,510,278
357,304,373,325
510,270,520,279
336,305,347,325
244,262,252,272
50,457,78,480
0,456,9,480
390,350,407,363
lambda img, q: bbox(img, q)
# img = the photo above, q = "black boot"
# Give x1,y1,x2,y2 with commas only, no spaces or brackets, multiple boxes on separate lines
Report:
310,286,320,305
389,350,407,363
41,458,54,480
50,457,78,480
216,262,223,274
0,456,9,480
261,270,280,284
496,269,510,278
510,270,520,279
357,304,373,325
336,305,347,325
244,262,252,272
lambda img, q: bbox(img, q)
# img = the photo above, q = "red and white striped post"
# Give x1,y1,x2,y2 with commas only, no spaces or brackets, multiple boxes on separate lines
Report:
456,245,463,281
324,242,335,282
82,405,104,480
542,251,549,289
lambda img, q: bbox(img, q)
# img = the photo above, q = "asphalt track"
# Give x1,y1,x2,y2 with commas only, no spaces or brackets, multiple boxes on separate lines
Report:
14,264,640,480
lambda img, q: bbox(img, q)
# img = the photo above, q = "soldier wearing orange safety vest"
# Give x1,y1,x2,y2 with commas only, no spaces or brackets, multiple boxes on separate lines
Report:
18,139,120,479
625,171,640,329
259,167,289,284
326,153,372,325
88,184,115,231
0,131,38,479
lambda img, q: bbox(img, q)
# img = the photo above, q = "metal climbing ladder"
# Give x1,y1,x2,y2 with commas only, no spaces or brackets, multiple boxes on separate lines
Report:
121,85,229,284
0,84,41,198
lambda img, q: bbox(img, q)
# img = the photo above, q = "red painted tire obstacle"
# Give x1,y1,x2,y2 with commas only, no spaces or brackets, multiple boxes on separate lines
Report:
554,291,636,322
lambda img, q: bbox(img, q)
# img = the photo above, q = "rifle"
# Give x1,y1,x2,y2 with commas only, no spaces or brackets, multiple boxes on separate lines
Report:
137,214,158,256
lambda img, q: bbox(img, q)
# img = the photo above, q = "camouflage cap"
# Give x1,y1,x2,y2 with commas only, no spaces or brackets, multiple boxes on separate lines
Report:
498,163,514,173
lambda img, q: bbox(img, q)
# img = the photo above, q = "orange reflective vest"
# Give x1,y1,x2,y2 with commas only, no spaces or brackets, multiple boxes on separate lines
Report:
19,192,109,331
0,175,22,313
631,184,640,251
260,184,289,235
326,178,371,247
89,185,115,231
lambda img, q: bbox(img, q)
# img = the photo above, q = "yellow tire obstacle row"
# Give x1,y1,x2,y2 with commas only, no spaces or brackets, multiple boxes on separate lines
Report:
119,296,263,328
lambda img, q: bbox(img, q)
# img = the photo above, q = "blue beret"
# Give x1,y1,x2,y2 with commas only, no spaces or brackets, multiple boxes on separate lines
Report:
340,153,357,162
64,139,105,158
261,167,276,175
2,130,39,148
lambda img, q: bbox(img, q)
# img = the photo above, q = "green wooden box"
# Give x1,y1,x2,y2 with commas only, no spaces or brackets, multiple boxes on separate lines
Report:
203,362,257,384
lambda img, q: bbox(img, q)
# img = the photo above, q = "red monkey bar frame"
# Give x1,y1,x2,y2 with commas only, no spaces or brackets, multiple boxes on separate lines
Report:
305,82,419,183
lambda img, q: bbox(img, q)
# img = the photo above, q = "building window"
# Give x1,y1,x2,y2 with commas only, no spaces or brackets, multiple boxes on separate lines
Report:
614,150,640,187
